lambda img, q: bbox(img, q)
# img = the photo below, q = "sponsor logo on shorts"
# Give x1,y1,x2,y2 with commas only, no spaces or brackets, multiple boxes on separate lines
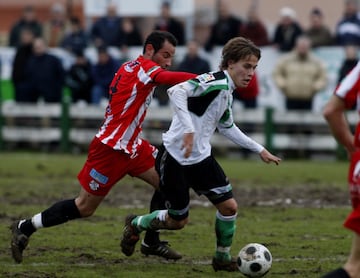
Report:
89,180,100,191
90,168,109,184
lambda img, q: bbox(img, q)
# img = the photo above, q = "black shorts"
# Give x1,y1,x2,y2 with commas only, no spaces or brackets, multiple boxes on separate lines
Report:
155,145,233,220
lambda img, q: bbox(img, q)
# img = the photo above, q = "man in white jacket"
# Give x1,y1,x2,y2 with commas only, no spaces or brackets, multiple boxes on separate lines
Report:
120,36,281,272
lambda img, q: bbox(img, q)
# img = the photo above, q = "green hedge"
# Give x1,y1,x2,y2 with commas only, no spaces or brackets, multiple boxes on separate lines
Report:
1,79,14,100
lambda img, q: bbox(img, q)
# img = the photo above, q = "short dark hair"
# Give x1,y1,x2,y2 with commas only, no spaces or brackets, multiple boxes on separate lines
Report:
220,37,261,70
142,31,177,54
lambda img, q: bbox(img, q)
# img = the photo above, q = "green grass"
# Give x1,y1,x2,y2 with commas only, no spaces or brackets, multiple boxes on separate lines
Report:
0,152,353,277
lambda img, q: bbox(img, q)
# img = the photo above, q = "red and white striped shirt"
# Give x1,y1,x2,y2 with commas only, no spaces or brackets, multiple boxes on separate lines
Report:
96,55,195,155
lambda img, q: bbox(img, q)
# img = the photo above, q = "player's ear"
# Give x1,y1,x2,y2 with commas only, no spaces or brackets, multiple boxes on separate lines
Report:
145,44,155,56
227,60,235,70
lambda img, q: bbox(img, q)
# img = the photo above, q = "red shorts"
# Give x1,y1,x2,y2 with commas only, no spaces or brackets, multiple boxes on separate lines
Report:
78,137,157,196
344,150,360,234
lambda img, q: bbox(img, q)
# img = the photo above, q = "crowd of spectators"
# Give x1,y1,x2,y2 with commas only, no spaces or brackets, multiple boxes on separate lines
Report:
5,0,360,109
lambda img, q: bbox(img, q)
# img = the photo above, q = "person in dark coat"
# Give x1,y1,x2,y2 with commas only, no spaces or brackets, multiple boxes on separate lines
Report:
90,46,122,104
204,0,242,52
177,40,211,74
121,18,143,46
272,7,303,52
338,44,359,84
12,28,36,102
154,1,185,45
8,5,42,47
65,50,93,103
90,3,124,47
23,38,65,103
61,17,89,55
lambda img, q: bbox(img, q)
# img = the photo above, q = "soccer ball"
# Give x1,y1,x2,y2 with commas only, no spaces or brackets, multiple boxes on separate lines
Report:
237,243,272,277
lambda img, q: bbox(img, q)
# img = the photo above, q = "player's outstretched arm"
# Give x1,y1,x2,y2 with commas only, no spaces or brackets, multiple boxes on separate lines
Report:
259,149,281,165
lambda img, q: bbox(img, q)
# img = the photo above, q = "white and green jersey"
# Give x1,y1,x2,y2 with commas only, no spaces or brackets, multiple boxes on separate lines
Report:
163,70,264,165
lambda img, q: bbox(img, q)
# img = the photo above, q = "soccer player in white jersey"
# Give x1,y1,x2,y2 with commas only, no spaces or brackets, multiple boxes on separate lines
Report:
120,37,281,272
322,60,360,278
10,31,196,263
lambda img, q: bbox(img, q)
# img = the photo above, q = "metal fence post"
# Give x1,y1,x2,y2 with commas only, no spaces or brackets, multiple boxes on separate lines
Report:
60,88,71,152
264,107,274,153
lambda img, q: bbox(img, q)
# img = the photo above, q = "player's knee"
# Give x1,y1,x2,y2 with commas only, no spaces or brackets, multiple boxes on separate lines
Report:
218,199,238,216
168,217,188,229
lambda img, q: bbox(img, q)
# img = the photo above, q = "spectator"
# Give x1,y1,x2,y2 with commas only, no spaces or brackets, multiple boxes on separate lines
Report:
153,39,211,107
335,0,360,46
23,38,65,103
90,3,124,48
233,73,259,108
239,5,269,47
176,40,211,74
42,2,70,48
304,8,334,48
272,7,303,52
11,28,36,102
121,17,143,47
90,46,121,105
65,50,93,104
154,1,185,45
61,17,89,55
8,5,42,47
272,35,327,110
204,0,242,52
338,44,359,84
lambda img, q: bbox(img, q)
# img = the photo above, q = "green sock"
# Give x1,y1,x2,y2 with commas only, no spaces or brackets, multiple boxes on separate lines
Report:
132,210,162,232
214,211,237,262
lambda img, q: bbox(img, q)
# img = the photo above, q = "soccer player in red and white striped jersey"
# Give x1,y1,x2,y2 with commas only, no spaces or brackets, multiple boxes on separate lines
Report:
323,61,360,278
10,31,196,263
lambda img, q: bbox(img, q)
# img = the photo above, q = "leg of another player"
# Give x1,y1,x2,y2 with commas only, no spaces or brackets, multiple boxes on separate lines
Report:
213,198,238,261
18,188,104,235
135,167,184,260
136,167,163,243
11,187,104,263
344,233,360,278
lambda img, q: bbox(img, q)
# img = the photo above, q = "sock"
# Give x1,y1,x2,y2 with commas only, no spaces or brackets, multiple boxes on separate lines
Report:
133,210,167,232
214,211,237,262
18,219,36,238
322,268,350,278
144,190,165,245
40,199,81,227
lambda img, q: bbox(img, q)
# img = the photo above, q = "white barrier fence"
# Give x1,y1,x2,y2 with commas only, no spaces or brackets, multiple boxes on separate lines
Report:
1,102,356,157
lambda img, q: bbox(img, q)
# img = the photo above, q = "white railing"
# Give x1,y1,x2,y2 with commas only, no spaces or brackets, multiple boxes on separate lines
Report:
1,102,356,157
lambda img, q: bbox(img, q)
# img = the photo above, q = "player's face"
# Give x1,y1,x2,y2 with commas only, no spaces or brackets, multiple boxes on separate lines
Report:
152,40,176,69
227,55,258,88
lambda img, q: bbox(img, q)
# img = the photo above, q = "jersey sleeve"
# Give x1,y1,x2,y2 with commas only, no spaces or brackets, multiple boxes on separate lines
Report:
167,81,197,133
218,123,264,153
153,71,196,85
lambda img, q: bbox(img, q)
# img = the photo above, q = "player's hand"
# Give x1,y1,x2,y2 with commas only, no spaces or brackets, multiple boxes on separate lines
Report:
181,132,194,158
259,149,281,165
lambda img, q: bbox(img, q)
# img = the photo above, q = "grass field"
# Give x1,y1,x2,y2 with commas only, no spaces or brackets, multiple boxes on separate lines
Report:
0,152,353,277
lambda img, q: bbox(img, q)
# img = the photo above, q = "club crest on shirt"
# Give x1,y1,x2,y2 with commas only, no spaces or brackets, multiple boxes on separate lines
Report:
125,60,140,72
198,73,215,83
